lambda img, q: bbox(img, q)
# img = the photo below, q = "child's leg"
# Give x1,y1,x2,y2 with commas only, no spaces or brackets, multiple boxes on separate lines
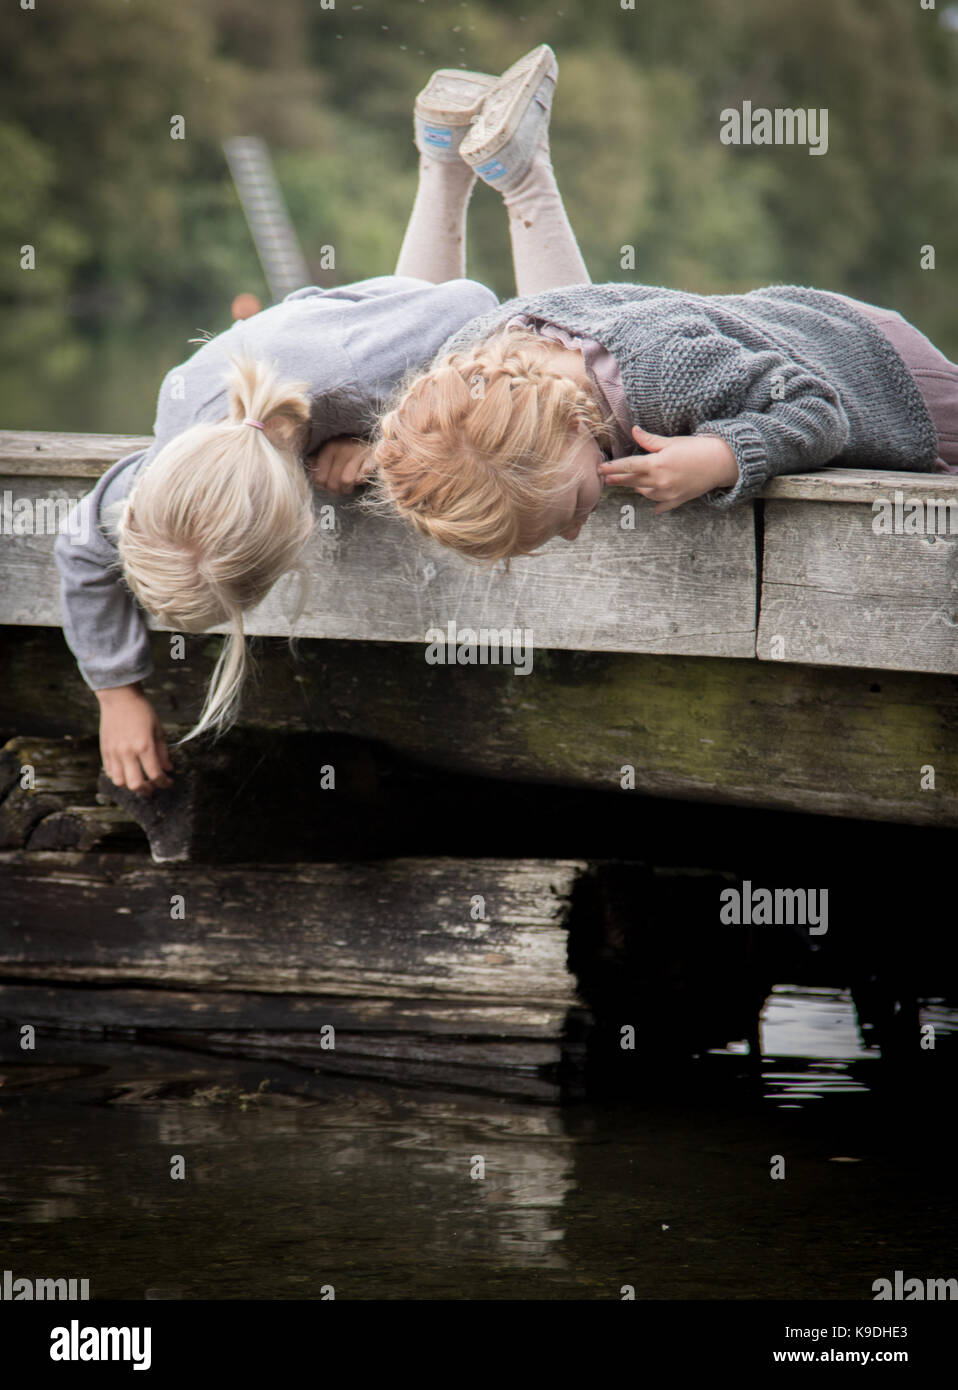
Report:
394,68,497,283
500,147,591,296
461,47,590,296
394,156,477,283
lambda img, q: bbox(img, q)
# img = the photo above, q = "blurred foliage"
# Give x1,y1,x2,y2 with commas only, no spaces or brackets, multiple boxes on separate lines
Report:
1,0,957,429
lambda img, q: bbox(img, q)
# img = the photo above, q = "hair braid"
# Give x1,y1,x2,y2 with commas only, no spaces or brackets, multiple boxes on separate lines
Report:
369,327,614,562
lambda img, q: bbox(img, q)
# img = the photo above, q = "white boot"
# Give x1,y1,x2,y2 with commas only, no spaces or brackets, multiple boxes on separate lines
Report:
459,45,558,192
413,68,499,162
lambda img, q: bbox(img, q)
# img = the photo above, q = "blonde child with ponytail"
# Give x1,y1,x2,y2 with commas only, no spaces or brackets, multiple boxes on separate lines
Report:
110,357,316,750
57,44,578,795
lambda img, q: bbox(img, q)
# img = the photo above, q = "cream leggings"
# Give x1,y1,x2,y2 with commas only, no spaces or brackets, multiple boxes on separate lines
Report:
393,149,591,297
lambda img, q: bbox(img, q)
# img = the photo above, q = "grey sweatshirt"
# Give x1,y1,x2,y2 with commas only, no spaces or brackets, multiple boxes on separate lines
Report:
437,282,941,506
55,275,498,691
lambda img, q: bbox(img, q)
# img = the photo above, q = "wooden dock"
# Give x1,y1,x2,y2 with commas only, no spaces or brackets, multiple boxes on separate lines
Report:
1,430,955,1099
1,429,956,829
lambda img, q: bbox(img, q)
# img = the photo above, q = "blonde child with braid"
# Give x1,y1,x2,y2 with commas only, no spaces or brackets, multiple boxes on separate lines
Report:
55,45,571,795
374,65,958,560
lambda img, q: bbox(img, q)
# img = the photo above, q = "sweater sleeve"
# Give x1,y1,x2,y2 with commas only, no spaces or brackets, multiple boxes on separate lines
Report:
54,450,154,691
657,319,851,507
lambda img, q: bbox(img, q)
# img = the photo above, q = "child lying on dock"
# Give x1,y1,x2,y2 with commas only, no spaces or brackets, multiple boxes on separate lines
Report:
372,59,958,560
55,45,569,793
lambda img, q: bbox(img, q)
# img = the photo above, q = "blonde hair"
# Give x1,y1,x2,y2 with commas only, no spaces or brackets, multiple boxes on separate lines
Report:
113,356,313,742
370,327,614,562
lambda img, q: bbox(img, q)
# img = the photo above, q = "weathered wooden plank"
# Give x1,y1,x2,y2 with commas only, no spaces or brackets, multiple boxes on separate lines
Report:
0,983,573,1038
0,470,756,656
758,498,958,673
239,492,756,656
27,805,144,852
8,429,957,668
0,475,102,625
0,853,584,1002
2,629,956,828
760,468,958,504
0,430,152,476
0,1034,567,1106
185,1034,566,1100
0,984,579,1102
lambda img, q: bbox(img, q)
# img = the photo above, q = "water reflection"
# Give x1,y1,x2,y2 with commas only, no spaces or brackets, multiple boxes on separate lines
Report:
703,983,958,1106
759,985,879,1104
0,983,955,1299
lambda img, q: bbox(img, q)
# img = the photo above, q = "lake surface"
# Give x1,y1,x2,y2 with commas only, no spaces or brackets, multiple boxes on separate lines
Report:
0,310,225,437
1,985,954,1300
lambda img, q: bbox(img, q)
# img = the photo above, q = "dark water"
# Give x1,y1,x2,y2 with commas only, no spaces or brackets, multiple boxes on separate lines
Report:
1,986,955,1301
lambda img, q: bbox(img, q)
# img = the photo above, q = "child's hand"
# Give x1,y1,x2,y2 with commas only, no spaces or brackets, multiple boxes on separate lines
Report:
307,437,375,495
599,426,739,514
96,685,173,796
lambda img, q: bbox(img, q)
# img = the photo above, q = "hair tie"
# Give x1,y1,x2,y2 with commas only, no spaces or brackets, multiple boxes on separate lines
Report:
243,417,266,431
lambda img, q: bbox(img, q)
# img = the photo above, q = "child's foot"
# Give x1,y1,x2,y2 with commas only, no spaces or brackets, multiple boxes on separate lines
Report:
459,44,558,193
414,69,498,162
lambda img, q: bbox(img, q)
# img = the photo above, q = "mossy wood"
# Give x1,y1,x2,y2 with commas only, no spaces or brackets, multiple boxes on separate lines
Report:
1,628,954,828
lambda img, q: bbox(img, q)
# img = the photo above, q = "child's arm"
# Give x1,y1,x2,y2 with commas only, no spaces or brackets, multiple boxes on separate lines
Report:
307,281,501,493
609,319,852,510
95,684,173,795
55,454,173,795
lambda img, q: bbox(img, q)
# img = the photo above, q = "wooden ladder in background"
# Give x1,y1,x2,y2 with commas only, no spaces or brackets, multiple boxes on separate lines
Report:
223,135,311,302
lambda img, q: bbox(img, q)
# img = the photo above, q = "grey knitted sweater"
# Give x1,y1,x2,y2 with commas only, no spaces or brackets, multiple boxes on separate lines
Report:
436,282,940,507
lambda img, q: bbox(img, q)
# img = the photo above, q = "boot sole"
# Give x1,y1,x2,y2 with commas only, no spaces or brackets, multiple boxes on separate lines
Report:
414,69,499,126
459,45,558,165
